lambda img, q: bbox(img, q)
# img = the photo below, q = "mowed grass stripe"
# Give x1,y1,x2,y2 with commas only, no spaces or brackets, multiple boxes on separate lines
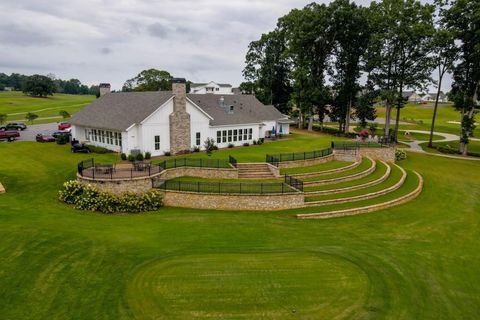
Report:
304,161,389,192
280,160,352,175
305,163,404,202
301,157,373,182
286,170,420,214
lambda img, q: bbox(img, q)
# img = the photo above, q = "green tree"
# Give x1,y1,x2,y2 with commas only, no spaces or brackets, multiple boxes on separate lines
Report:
355,81,378,128
439,0,480,155
367,0,435,141
23,75,55,97
243,30,292,114
25,112,38,124
59,110,70,119
122,69,172,92
0,113,7,125
428,26,458,147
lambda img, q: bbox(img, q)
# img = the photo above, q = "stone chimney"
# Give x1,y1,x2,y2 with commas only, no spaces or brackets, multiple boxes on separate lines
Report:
169,78,191,154
99,83,111,96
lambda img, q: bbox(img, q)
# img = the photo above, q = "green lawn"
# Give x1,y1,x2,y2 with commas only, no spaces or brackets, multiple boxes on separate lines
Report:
280,159,352,175
375,102,480,136
0,91,95,124
398,131,444,141
301,157,373,182
1,138,480,318
420,139,480,155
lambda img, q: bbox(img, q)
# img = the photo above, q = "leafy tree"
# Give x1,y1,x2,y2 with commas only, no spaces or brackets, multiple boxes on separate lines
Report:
122,69,172,92
243,30,292,114
355,81,378,128
439,0,480,155
59,110,70,119
367,0,435,141
7,73,26,91
203,137,216,156
23,75,55,97
25,112,38,124
428,26,458,147
328,0,371,133
0,113,7,125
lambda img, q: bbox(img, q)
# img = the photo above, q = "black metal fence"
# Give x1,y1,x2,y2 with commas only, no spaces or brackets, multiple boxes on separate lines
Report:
77,159,163,180
331,139,394,150
153,179,297,194
266,148,332,166
284,175,304,192
229,155,238,168
77,158,94,176
157,158,232,169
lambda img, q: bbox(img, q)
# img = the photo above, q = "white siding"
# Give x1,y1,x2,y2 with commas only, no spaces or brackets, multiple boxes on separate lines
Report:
186,100,211,149
140,99,174,156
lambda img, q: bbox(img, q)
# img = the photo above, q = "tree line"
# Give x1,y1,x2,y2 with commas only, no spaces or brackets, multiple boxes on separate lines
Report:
0,73,100,97
242,0,479,155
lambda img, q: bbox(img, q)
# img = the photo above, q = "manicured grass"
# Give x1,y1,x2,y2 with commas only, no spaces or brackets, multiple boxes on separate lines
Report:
398,131,444,141
169,176,283,183
280,160,352,175
375,102,480,136
420,139,480,155
301,157,373,182
0,91,95,124
305,163,403,202
304,161,389,192
1,138,480,318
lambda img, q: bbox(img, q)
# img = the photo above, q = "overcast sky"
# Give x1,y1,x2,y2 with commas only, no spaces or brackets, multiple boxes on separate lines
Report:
0,0,450,91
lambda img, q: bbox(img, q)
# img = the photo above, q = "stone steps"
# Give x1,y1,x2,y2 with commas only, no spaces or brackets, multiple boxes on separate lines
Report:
237,163,275,179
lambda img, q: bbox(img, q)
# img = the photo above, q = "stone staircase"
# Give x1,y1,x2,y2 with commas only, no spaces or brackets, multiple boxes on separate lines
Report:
237,163,276,179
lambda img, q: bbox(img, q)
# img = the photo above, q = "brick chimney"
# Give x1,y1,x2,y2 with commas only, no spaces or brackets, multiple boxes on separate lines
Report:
99,83,111,96
169,78,191,154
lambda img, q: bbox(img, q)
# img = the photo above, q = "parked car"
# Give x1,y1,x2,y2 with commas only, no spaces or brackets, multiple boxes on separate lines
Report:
58,122,71,131
36,133,56,143
71,143,90,153
0,130,20,142
0,123,27,131
52,130,71,139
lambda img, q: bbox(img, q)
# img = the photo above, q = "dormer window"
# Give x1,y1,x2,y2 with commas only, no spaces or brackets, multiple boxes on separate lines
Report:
229,105,234,113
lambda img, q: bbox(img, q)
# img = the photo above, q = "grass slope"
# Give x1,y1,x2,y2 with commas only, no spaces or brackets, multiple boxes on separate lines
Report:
0,141,480,319
0,91,95,124
280,159,352,175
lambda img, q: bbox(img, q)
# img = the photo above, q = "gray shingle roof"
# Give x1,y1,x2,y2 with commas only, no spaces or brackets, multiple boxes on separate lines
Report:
71,91,288,130
71,92,174,131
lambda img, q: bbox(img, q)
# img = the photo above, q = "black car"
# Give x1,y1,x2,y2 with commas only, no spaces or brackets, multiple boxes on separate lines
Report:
52,130,71,139
0,123,27,131
71,143,90,153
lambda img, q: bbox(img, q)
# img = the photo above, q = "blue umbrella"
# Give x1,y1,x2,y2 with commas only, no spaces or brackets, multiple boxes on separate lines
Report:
279,125,283,134
271,126,276,135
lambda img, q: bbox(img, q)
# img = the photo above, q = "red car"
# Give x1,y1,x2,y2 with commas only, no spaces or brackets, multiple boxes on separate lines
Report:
58,122,71,130
0,130,20,142
36,133,56,143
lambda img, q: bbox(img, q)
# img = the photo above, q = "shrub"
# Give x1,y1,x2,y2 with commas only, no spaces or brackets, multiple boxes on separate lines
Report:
58,180,163,214
192,146,200,152
359,129,369,140
136,153,144,161
258,138,264,145
395,149,407,161
228,143,234,148
243,142,250,147
212,145,219,150
253,140,257,145
56,134,69,145
85,144,113,154
127,154,135,162
121,153,127,160
164,151,171,156
204,137,217,155
144,152,151,160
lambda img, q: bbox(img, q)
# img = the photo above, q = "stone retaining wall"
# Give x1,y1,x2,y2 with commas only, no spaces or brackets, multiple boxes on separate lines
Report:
77,174,156,194
277,154,335,169
359,147,395,162
158,166,238,180
162,190,304,211
297,171,423,219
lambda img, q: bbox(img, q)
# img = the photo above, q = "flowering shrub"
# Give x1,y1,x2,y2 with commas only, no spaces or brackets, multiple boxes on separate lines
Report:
58,181,163,214
359,129,370,140
395,149,407,161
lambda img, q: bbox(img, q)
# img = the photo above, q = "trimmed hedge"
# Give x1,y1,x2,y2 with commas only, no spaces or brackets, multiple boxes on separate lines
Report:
85,144,113,154
58,180,163,214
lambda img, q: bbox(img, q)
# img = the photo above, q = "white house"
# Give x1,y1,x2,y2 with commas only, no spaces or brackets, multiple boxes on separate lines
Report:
402,91,423,104
189,81,234,95
71,78,291,156
421,92,448,102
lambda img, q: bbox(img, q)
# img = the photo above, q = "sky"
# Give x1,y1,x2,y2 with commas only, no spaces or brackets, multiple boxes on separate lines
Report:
0,0,450,92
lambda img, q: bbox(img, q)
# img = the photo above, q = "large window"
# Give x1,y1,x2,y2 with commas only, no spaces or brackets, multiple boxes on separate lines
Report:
238,129,243,141
196,132,201,146
228,130,232,142
217,131,221,143
222,130,227,143
154,135,160,150
249,128,253,140
233,129,238,142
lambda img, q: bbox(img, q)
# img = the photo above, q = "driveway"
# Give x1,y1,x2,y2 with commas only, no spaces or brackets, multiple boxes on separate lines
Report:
15,123,58,141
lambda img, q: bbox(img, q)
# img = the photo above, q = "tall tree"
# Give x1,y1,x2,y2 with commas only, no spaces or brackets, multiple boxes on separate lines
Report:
122,69,172,92
23,75,55,97
243,30,292,114
367,0,434,141
428,26,458,147
355,81,378,128
329,0,371,133
439,0,480,155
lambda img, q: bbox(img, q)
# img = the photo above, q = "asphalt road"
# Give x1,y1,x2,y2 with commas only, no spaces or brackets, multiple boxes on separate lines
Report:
8,123,58,142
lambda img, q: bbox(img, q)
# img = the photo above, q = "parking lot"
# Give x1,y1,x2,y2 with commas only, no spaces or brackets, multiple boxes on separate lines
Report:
2,123,58,142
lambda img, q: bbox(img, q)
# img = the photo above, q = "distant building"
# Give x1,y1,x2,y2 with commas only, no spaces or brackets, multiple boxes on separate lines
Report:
189,81,234,95
402,91,422,104
99,83,111,97
421,92,449,103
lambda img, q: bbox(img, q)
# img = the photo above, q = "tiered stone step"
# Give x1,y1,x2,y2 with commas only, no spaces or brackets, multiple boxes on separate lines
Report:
237,163,276,179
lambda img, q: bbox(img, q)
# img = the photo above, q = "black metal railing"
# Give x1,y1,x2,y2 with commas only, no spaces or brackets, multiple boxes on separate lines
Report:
266,148,332,166
77,158,94,176
284,175,304,192
156,158,232,169
153,179,297,194
229,155,238,168
331,139,394,150
77,159,163,180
